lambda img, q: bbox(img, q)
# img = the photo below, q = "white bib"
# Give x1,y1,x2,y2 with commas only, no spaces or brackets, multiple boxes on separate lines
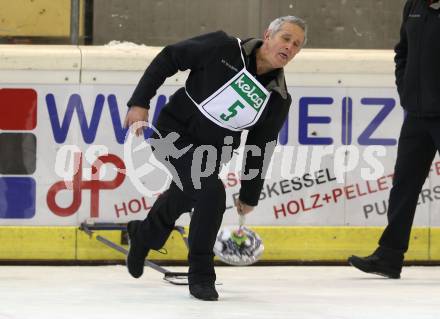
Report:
186,39,271,131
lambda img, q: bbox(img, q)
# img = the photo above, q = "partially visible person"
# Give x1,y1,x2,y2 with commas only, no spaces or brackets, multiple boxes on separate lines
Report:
348,0,440,278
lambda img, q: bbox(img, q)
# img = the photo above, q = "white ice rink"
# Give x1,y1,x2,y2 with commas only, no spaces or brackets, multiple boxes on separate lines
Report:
0,265,439,319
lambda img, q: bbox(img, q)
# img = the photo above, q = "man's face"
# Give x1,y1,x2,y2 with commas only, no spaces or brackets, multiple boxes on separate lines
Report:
263,22,305,68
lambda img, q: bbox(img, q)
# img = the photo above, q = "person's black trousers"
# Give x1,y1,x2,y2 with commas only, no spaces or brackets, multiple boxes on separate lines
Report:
378,114,440,261
133,139,226,284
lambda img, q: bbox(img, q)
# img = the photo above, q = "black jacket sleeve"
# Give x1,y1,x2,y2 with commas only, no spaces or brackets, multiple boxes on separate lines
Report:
239,94,291,206
127,31,227,109
394,1,411,97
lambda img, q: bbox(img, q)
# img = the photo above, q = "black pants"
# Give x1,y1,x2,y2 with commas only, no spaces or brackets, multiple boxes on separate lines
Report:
378,114,440,260
135,139,226,284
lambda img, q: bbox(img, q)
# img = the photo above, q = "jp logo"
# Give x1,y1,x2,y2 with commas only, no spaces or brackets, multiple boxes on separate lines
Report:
123,121,192,197
47,152,125,217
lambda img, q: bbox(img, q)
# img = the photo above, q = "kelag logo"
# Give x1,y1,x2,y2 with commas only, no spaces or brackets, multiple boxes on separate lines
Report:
231,74,267,110
0,88,37,219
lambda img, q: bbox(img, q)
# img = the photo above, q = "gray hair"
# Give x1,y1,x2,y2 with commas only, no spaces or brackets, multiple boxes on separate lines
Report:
267,16,308,46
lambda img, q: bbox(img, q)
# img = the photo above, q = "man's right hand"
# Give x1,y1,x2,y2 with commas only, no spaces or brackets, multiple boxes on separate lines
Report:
235,198,255,216
124,106,149,137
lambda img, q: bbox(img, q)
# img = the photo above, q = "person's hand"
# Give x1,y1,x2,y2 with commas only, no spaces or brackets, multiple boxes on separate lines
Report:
235,198,254,215
124,106,149,136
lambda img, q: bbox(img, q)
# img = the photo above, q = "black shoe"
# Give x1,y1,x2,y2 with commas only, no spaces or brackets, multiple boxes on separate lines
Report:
348,254,402,279
189,282,219,301
126,221,150,278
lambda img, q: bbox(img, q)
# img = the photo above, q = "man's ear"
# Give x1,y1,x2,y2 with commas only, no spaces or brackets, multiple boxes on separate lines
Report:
263,29,271,40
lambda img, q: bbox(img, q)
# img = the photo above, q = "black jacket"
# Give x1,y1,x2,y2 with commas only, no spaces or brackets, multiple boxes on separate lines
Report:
395,0,440,115
128,31,291,206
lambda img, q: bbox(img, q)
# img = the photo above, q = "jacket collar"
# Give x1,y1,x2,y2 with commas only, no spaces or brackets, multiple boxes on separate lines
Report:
241,38,289,100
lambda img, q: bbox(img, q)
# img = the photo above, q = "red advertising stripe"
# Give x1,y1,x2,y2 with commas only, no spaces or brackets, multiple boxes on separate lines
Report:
0,88,37,130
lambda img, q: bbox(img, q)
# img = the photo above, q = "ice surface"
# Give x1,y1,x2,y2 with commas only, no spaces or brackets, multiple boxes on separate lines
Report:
0,266,439,319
